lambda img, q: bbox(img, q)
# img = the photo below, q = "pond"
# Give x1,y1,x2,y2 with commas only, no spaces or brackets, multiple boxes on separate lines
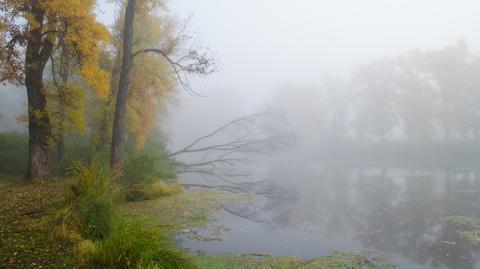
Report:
179,160,480,269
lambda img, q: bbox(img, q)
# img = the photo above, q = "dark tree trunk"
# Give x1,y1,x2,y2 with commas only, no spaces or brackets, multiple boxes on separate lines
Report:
24,2,53,180
110,0,136,171
24,62,51,180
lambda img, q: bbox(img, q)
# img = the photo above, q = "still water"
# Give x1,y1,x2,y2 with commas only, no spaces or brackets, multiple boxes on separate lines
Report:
180,161,480,269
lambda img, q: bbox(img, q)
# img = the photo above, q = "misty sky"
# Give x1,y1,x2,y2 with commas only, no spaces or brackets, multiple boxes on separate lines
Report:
131,0,480,149
3,0,480,148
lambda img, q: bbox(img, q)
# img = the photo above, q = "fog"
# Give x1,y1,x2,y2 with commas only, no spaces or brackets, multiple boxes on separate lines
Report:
4,1,480,268
162,0,480,149
159,2,480,268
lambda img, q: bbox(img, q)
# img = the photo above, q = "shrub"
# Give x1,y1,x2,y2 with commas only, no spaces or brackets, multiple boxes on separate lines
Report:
0,132,28,175
68,160,117,240
89,218,197,269
123,154,160,184
52,135,110,176
123,142,177,185
122,147,180,202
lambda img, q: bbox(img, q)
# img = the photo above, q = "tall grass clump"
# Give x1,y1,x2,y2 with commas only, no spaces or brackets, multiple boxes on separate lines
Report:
87,218,197,269
68,160,117,240
57,160,194,268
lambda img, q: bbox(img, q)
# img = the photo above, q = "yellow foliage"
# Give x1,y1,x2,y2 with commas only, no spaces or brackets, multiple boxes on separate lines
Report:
42,0,110,97
1,0,110,144
46,82,87,139
111,2,178,151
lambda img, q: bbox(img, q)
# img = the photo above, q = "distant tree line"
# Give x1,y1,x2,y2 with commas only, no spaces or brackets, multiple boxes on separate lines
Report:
271,40,480,143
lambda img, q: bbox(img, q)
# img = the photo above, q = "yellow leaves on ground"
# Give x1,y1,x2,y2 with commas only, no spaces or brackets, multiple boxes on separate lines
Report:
0,179,74,268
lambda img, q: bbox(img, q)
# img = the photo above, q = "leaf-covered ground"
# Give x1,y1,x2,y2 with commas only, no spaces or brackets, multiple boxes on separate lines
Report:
0,178,74,268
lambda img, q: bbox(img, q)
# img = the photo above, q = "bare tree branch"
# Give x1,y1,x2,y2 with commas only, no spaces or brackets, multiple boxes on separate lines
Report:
168,112,269,158
132,48,216,96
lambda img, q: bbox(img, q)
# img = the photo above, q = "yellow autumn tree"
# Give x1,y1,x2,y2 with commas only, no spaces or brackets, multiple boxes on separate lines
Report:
108,0,215,170
0,0,109,179
94,0,180,152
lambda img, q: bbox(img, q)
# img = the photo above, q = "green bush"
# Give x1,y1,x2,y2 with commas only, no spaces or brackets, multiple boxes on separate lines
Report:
0,132,28,175
52,135,110,177
68,160,116,240
0,132,108,176
123,153,161,184
121,146,179,202
88,218,197,269
123,142,177,185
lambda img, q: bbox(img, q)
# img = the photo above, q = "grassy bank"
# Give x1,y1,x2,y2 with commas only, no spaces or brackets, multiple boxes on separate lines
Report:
0,175,393,269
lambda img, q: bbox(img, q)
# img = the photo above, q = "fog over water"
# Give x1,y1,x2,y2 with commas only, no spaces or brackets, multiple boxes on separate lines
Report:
4,1,480,268
157,2,480,268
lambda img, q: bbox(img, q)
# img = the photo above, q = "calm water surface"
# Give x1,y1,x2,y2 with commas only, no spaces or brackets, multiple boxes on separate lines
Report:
180,161,480,269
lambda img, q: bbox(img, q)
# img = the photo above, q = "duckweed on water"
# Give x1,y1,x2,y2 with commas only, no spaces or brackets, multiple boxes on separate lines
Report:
120,189,250,233
192,251,394,269
445,215,480,244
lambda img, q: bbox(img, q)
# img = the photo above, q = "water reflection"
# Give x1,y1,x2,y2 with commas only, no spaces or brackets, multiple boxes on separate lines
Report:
181,163,480,269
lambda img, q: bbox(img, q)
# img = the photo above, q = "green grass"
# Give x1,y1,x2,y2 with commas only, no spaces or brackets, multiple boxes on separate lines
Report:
63,161,197,268
67,160,117,240
84,218,197,269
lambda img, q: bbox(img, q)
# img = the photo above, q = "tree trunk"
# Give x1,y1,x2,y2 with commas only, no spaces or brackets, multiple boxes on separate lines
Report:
110,0,136,171
24,3,52,180
25,68,51,180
